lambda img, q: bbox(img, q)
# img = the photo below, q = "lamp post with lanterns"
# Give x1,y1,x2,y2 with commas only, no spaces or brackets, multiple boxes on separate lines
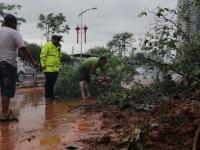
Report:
77,7,97,58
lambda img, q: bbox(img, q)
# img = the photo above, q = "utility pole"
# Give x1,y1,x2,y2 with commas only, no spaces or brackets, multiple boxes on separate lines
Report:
78,7,97,58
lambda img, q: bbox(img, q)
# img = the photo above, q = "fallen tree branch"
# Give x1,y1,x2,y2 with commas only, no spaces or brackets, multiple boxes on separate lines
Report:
192,125,200,150
147,58,185,77
147,58,200,82
142,92,162,101
180,86,196,95
190,89,200,100
150,113,170,123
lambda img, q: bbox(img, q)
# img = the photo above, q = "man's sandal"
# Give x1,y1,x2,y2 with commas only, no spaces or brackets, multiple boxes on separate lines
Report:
0,110,18,122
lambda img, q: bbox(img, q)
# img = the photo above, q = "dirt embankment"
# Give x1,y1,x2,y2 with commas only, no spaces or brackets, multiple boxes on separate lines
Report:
140,99,200,150
80,104,146,150
80,99,200,150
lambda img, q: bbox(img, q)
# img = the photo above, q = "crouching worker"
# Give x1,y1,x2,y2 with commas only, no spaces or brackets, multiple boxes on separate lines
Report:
79,56,108,99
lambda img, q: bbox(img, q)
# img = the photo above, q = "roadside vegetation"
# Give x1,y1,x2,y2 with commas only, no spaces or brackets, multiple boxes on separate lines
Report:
55,0,200,149
61,0,200,106
2,0,200,149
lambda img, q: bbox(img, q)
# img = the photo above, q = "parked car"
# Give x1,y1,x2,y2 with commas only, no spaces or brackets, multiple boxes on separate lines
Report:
17,57,34,82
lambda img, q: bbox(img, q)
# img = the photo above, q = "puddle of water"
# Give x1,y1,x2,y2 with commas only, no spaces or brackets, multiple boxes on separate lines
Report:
78,122,95,133
40,136,61,145
0,87,102,150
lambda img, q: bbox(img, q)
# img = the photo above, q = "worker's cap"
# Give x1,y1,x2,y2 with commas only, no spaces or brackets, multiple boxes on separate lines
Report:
51,35,63,41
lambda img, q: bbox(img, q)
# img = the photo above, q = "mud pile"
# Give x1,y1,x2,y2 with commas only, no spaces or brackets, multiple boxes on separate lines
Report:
81,99,200,150
80,104,146,150
138,99,200,150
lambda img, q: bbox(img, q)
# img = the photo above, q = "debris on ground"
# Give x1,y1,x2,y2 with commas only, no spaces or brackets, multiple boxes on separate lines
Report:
80,104,146,150
128,99,200,150
80,99,200,150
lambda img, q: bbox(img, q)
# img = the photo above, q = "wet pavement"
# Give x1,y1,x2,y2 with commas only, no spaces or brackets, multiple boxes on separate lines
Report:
0,87,102,150
17,74,45,88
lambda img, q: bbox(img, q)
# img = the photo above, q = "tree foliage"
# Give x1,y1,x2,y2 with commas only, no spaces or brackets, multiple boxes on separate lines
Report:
37,13,70,41
55,64,80,98
0,2,26,27
139,2,200,84
97,0,200,107
107,32,136,57
86,46,109,56
55,1,200,105
61,52,71,63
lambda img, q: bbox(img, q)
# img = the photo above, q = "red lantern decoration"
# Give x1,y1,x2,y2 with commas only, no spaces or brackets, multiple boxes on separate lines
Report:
83,25,88,43
75,26,80,44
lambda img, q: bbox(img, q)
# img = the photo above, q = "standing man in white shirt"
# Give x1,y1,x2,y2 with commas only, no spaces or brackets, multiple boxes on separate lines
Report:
0,14,36,121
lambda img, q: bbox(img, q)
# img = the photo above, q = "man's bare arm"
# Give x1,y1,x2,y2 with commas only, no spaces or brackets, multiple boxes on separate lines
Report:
20,47,37,68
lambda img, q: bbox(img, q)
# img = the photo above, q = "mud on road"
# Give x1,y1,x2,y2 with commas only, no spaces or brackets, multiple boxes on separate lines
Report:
0,87,146,150
2,87,198,150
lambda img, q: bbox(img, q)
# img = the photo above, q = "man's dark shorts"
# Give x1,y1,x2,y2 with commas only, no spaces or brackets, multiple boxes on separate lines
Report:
0,61,17,98
79,66,91,83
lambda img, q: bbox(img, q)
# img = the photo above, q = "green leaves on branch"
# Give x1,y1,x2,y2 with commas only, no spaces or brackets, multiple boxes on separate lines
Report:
140,1,200,85
37,13,70,41
107,32,136,57
55,64,79,98
138,11,147,17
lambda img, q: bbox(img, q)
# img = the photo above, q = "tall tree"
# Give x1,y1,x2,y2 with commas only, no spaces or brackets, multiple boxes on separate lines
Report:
107,32,135,58
37,13,70,41
0,2,26,27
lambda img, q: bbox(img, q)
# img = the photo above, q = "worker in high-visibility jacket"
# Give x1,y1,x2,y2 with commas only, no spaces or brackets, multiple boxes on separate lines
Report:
40,35,62,100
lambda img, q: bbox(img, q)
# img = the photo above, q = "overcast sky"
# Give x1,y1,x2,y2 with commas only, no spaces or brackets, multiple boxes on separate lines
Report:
2,0,178,54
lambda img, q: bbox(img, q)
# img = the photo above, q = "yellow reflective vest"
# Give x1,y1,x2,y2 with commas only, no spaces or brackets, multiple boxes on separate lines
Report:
40,41,62,72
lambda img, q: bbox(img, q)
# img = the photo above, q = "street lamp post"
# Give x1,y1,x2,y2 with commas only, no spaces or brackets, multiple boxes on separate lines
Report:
78,7,97,58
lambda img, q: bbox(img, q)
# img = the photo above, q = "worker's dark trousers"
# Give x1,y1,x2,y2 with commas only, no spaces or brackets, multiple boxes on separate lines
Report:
44,72,58,98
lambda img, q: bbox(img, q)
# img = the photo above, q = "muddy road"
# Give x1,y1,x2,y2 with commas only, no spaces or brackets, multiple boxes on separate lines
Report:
0,87,145,150
0,87,101,150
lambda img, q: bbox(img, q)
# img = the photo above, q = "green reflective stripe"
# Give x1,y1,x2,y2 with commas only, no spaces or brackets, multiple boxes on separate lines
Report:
46,64,55,67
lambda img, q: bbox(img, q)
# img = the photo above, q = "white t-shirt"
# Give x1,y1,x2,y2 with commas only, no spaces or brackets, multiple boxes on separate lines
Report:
0,26,25,67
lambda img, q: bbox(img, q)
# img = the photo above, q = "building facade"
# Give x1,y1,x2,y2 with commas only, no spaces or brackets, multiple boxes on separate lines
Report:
178,0,200,33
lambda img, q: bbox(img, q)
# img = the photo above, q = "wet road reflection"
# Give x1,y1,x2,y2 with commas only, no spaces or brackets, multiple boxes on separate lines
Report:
0,87,101,150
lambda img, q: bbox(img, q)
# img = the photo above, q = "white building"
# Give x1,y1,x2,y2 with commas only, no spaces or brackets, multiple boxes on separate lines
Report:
178,0,200,33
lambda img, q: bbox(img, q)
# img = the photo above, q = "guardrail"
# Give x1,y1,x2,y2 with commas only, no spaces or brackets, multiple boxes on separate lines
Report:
17,72,45,88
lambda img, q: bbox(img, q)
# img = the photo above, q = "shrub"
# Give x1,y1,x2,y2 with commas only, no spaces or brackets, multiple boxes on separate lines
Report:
54,64,80,98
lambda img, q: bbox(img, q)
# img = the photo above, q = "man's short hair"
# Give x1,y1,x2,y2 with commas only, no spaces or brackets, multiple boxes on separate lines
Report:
4,14,17,26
